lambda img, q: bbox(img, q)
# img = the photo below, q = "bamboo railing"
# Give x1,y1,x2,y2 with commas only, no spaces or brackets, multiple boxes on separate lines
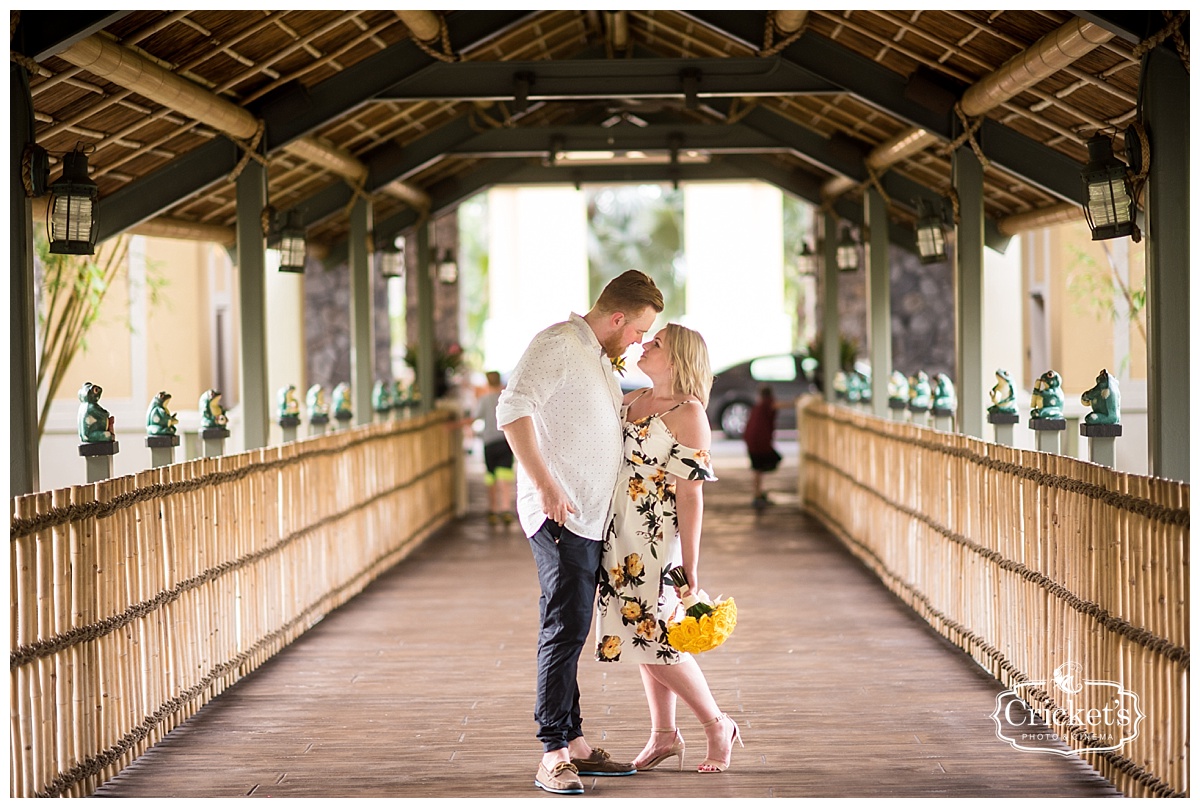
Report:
799,399,1188,798
9,412,457,797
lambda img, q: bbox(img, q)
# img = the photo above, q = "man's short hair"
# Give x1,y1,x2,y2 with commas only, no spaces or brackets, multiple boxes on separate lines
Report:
594,269,664,316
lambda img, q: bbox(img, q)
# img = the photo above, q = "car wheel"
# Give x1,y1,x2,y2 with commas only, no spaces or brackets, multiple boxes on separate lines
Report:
719,401,752,439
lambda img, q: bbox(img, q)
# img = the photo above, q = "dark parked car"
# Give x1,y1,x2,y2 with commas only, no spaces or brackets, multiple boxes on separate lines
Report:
707,353,818,438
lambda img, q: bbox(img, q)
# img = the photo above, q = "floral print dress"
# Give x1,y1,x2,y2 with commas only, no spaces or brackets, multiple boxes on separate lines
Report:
595,398,717,665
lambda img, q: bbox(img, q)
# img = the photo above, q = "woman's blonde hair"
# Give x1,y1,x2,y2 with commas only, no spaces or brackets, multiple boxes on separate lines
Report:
665,323,712,407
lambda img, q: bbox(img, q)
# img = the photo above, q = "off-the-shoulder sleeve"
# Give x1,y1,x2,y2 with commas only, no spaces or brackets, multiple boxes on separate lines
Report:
664,443,717,482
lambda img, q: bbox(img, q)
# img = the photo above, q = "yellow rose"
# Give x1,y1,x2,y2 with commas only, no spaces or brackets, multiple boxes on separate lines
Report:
628,477,648,501
599,635,622,660
694,449,712,467
610,566,626,588
621,601,643,622
636,617,657,639
625,553,643,578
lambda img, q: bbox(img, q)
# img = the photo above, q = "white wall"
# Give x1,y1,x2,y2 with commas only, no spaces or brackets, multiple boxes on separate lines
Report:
682,182,792,371
483,186,590,377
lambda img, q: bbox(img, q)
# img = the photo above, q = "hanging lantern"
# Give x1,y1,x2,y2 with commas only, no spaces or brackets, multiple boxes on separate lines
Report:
914,197,947,264
271,209,307,273
1081,133,1136,241
836,226,859,272
380,235,406,279
48,148,99,255
437,248,458,284
796,240,817,276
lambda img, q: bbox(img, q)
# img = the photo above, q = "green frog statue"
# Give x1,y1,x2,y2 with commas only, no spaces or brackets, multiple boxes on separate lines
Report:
277,384,301,425
932,373,956,413
988,368,1018,415
908,371,932,411
1029,370,1065,420
372,380,393,413
78,382,115,442
1081,368,1121,425
200,388,230,431
145,390,178,436
332,382,353,421
307,384,330,423
887,370,909,409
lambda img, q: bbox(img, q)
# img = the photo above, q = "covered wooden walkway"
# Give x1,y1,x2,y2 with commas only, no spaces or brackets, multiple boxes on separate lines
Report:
93,440,1119,799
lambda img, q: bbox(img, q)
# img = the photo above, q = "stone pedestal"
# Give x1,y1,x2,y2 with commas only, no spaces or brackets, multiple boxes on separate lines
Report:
1081,422,1122,468
201,427,230,457
279,415,300,444
888,400,908,422
373,410,391,425
334,413,353,431
909,406,930,427
932,408,954,432
79,441,119,483
146,434,179,468
988,412,1019,446
309,414,329,438
1030,418,1066,454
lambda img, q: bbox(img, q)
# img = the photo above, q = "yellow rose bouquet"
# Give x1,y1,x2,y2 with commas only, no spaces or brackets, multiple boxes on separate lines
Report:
664,566,737,654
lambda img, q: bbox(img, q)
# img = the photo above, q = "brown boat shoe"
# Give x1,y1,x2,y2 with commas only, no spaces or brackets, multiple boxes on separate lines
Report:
535,760,584,794
571,747,637,776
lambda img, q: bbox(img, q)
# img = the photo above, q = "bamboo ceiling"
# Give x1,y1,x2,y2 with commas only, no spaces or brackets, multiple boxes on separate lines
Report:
14,10,1181,259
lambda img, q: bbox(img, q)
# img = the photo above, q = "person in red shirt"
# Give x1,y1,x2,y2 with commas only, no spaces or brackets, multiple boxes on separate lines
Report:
743,385,782,507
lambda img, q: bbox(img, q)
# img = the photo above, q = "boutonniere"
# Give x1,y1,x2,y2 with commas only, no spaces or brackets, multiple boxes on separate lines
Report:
610,355,627,377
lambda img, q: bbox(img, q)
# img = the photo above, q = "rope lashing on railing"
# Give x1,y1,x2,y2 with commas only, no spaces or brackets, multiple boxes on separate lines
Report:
27,498,443,800
804,407,1190,527
9,457,453,670
808,498,1186,799
10,419,439,540
805,452,1190,666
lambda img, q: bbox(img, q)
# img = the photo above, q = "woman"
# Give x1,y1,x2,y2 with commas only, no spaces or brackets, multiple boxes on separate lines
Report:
595,323,743,773
744,384,782,508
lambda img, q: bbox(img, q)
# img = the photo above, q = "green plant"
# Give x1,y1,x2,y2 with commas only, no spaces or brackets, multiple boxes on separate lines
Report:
34,233,130,439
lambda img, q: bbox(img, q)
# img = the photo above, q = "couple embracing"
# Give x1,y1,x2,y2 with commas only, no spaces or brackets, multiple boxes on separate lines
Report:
496,270,742,795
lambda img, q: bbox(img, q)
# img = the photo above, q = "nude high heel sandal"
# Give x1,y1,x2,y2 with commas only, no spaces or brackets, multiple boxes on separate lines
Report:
697,713,743,773
636,728,685,771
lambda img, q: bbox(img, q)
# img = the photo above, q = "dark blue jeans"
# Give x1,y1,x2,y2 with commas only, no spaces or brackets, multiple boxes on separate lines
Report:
528,519,602,752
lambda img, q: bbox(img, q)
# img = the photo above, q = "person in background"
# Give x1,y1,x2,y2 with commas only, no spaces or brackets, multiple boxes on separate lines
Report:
744,385,782,508
496,269,664,795
476,371,516,527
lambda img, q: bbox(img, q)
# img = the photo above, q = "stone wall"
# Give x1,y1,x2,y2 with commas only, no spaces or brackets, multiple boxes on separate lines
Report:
817,244,955,380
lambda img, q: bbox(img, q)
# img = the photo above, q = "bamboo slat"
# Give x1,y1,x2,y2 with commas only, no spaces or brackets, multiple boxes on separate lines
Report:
798,399,1189,798
9,413,456,797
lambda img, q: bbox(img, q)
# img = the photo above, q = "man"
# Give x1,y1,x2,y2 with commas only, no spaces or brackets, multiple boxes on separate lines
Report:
497,269,663,795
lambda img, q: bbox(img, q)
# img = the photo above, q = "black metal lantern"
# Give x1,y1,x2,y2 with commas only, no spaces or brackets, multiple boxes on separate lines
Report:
835,226,859,272
271,209,307,273
47,148,99,255
437,248,458,284
1081,133,1136,241
380,235,406,279
914,197,947,264
796,240,817,276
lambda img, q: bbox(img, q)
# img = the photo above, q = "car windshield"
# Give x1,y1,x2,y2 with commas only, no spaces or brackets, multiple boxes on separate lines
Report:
748,355,796,382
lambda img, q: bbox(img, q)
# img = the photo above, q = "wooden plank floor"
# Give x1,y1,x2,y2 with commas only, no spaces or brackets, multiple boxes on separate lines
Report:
94,437,1120,799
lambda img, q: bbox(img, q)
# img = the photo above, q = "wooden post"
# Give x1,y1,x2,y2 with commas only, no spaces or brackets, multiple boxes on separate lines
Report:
201,427,229,457
146,435,178,467
1030,418,1065,454
79,441,119,483
988,412,1018,446
1081,422,1121,468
